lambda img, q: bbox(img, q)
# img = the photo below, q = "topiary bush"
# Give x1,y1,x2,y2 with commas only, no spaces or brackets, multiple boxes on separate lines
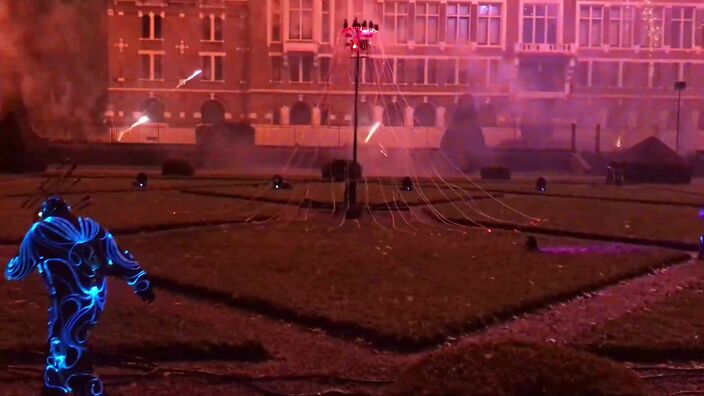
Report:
321,159,362,182
480,166,511,181
161,158,195,176
384,341,650,396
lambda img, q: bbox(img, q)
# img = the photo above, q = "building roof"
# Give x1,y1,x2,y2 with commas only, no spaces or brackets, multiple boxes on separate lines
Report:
614,136,685,165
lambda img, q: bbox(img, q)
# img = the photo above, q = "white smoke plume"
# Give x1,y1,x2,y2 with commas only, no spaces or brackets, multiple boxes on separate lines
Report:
0,0,107,140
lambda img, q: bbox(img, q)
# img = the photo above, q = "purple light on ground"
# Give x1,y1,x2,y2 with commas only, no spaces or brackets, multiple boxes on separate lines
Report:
540,245,645,255
699,209,704,220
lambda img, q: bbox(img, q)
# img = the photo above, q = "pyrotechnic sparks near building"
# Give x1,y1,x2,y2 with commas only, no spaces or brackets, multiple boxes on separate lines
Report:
117,115,149,141
101,0,704,153
176,69,202,89
364,122,381,144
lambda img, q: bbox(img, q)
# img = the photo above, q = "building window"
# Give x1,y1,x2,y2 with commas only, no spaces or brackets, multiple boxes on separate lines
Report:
203,15,224,41
592,61,619,87
608,6,634,47
446,3,471,44
319,57,331,83
477,3,502,46
321,0,331,43
271,0,282,42
415,2,440,44
522,4,558,44
363,57,376,84
575,61,590,87
446,59,458,84
428,59,438,84
652,62,679,89
383,2,409,44
139,52,163,80
271,56,283,82
579,5,603,47
488,59,500,85
671,7,695,49
683,63,704,89
622,62,649,88
640,7,663,48
289,54,313,82
415,59,437,85
140,13,163,40
289,0,313,41
202,54,225,82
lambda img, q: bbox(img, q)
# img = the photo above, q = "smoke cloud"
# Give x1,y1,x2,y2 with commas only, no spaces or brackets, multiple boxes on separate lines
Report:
0,0,107,140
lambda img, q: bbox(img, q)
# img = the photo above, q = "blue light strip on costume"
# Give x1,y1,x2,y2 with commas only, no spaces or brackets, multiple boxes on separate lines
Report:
5,216,150,396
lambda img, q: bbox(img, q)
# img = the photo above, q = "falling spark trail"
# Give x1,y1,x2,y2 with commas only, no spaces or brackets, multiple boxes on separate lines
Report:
118,115,150,141
364,122,381,143
177,69,203,88
378,143,388,157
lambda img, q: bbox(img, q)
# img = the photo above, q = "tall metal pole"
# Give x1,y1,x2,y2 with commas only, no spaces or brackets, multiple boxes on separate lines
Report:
347,46,360,215
676,88,682,153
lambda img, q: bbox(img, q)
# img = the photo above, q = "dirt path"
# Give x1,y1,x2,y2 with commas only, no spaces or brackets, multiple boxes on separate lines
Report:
449,257,704,347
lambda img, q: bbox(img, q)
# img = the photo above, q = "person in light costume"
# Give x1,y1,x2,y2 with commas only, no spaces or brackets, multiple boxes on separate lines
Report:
4,196,155,396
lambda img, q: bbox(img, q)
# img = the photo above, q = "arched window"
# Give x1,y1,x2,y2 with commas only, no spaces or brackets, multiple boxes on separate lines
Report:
414,103,436,127
383,102,404,127
138,98,165,123
201,100,226,125
290,101,312,125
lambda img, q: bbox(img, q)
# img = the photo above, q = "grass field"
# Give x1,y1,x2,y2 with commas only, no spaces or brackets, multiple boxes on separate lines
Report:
184,179,491,207
0,277,268,363
576,284,704,361
435,194,701,244
0,190,281,242
445,179,704,206
117,221,687,349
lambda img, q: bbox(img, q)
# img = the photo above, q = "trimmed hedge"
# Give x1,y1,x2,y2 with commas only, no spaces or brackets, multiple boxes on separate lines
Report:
384,341,650,396
161,158,195,176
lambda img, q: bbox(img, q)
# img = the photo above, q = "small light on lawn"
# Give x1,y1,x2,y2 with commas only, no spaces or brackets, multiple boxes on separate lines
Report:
526,236,539,252
699,235,704,260
536,177,546,192
401,176,413,192
134,172,148,189
272,175,290,190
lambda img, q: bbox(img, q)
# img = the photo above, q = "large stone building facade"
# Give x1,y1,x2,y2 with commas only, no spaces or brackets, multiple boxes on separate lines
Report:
106,0,704,151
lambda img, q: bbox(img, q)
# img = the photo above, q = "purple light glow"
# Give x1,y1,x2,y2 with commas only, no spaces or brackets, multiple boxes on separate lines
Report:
540,245,645,255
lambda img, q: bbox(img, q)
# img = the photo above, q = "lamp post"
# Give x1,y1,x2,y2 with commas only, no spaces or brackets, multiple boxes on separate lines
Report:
674,81,687,153
341,18,378,219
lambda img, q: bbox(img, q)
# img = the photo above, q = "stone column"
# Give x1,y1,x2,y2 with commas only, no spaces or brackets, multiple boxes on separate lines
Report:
312,106,321,126
280,106,290,126
435,106,446,128
373,105,384,125
404,106,414,127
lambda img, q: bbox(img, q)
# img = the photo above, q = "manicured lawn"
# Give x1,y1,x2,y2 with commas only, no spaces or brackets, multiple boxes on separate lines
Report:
435,194,701,244
120,221,687,349
576,285,704,361
0,190,279,242
0,175,250,197
185,179,484,207
0,277,268,362
444,179,704,206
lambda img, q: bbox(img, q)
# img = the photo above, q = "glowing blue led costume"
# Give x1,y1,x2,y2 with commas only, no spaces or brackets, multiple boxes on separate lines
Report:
4,197,155,396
